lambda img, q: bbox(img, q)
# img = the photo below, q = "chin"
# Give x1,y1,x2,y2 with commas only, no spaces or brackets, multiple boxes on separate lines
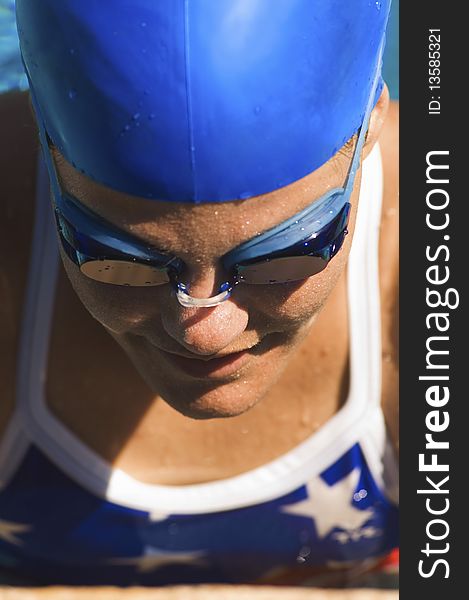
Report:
155,378,267,420
117,330,294,420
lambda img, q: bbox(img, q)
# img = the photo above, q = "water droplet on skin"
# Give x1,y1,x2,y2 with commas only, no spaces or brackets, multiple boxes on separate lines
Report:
68,88,77,100
241,429,249,434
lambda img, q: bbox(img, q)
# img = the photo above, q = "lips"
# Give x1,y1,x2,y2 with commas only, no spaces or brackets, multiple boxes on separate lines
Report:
145,340,261,380
163,348,253,378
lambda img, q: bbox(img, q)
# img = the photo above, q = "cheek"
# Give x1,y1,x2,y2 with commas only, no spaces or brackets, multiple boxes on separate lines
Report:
60,250,168,333
245,251,347,330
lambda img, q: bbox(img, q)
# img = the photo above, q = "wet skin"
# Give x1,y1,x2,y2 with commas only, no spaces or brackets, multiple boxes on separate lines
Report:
0,87,398,484
51,86,389,420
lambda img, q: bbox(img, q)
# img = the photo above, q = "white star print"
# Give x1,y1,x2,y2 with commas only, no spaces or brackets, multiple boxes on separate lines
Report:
281,468,374,539
0,519,32,546
108,545,207,573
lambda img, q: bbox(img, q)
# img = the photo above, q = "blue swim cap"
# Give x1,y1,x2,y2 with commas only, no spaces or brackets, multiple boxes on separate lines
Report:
16,0,390,203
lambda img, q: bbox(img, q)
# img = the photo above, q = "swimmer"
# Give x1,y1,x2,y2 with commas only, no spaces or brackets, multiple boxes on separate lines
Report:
0,0,398,589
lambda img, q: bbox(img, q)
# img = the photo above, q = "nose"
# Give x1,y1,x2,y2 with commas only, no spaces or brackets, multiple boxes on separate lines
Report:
161,265,249,356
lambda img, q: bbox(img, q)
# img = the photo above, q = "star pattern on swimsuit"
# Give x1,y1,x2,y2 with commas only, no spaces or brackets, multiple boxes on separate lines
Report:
280,467,375,539
0,519,32,546
107,545,208,573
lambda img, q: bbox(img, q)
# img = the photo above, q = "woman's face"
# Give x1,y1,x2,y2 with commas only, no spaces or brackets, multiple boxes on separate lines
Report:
53,138,362,420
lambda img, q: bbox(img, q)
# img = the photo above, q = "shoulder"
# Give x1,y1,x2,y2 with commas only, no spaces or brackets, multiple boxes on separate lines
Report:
0,91,38,439
378,100,399,455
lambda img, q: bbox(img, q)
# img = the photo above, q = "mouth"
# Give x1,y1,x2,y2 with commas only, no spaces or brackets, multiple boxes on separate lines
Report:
146,340,265,380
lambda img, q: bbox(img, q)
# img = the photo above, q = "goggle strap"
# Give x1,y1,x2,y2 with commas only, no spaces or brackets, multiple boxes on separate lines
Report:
27,78,63,204
343,38,385,197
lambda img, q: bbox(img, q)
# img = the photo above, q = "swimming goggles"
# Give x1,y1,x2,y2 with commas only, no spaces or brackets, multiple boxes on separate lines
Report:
34,44,382,309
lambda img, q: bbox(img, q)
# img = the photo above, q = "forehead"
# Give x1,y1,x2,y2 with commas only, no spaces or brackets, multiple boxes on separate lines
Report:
53,147,350,256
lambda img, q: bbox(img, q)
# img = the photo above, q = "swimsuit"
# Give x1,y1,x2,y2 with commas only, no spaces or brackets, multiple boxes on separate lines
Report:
0,144,398,586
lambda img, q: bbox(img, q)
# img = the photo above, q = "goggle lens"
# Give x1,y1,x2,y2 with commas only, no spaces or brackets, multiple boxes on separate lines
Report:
80,260,171,286
237,255,327,284
235,229,347,285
